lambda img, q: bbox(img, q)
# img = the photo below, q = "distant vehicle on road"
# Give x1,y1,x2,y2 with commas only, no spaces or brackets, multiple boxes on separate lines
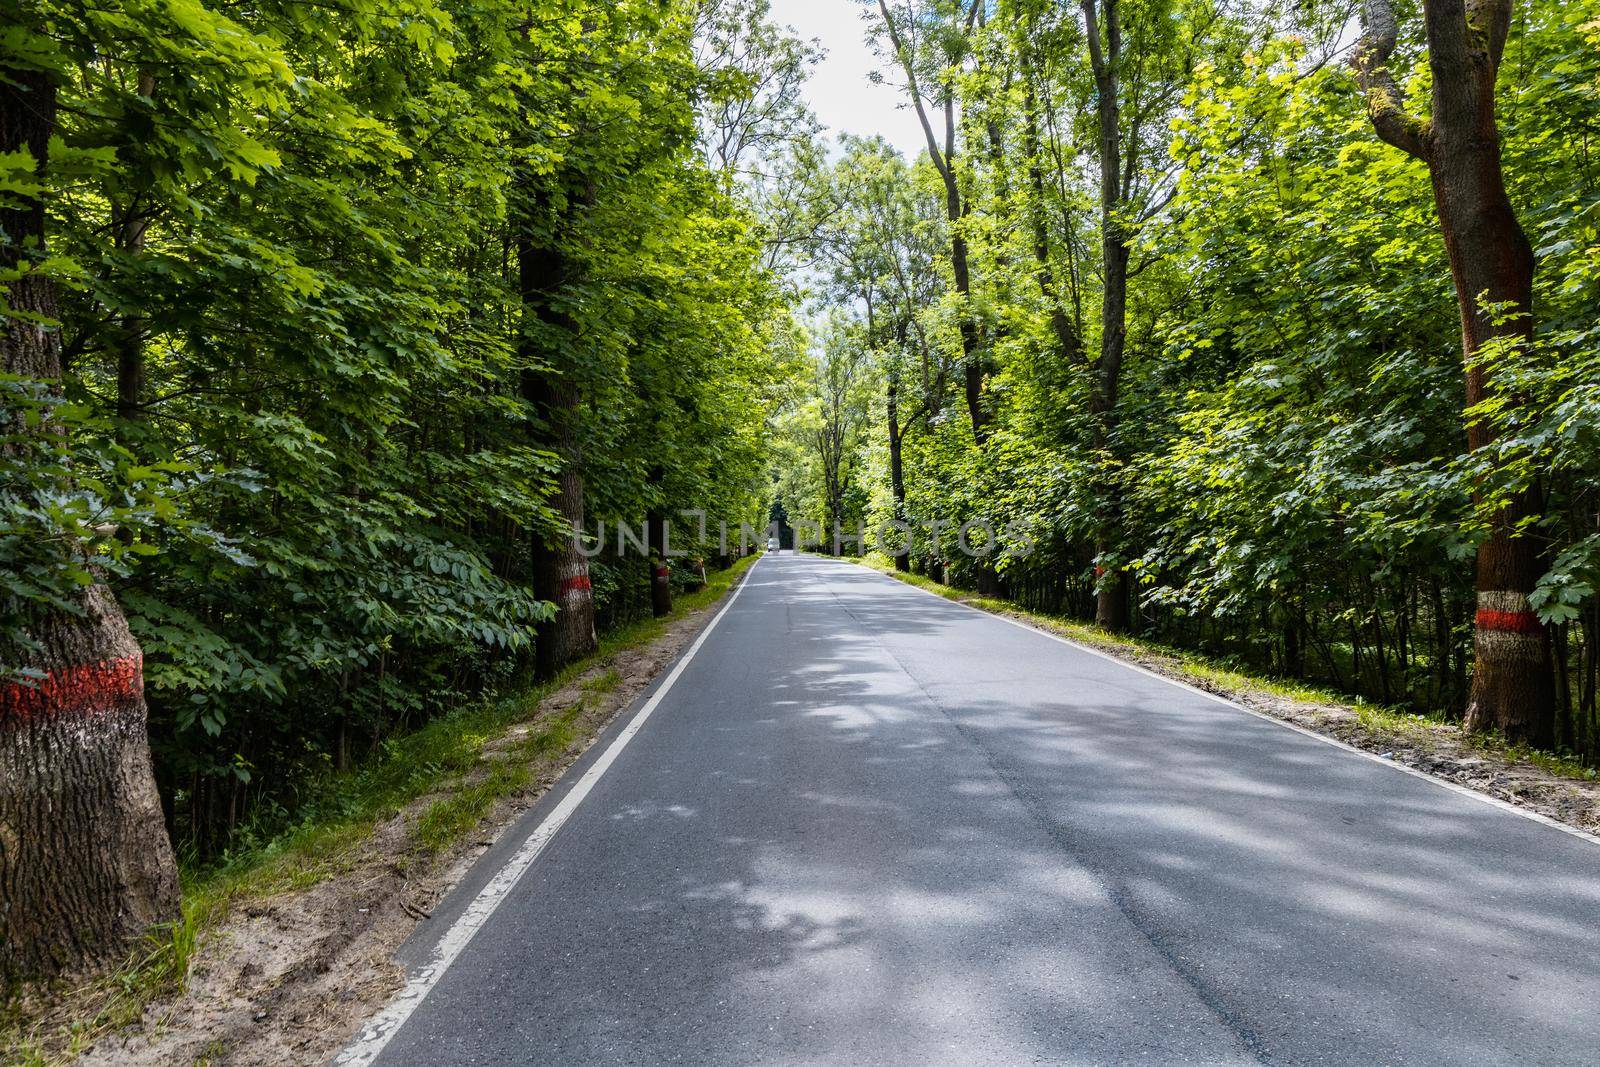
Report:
765,537,780,553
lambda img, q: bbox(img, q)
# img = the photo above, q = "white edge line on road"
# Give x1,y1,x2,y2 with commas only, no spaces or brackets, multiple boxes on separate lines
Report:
333,558,763,1067
843,559,1600,851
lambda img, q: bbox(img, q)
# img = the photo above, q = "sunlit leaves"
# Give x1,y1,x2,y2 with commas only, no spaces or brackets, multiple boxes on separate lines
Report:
3,0,797,850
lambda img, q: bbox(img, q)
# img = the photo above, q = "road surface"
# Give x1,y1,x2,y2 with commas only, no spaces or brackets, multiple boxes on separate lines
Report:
344,553,1600,1066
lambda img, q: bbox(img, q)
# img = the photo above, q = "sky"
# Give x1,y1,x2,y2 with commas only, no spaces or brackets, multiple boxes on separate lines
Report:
765,0,929,160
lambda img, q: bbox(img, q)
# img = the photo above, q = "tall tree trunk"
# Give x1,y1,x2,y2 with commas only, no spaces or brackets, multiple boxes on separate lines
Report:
946,163,986,443
887,377,911,572
115,288,146,424
524,373,598,676
1353,0,1553,744
518,197,597,676
115,71,156,426
1284,611,1304,677
1443,163,1553,743
1093,542,1131,631
0,66,178,982
876,0,989,444
1020,34,1085,368
1090,242,1130,631
1083,0,1132,633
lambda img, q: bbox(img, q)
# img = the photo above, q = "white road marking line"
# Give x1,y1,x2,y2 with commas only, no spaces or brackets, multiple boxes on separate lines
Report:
334,559,763,1067
839,558,1600,850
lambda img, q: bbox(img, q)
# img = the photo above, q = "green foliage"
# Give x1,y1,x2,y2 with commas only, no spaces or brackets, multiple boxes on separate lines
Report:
799,0,1600,758
3,0,805,854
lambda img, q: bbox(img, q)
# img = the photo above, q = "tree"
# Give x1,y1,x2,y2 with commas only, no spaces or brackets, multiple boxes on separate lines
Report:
797,0,1600,756
1352,0,1555,744
812,138,948,567
519,187,599,675
1,55,178,981
872,0,993,442
695,0,822,186
1077,0,1136,628
1052,0,1224,630
814,322,873,549
1,0,795,893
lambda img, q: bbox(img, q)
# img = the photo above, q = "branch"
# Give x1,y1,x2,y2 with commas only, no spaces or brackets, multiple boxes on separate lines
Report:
877,0,953,182
1080,0,1108,84
1351,0,1432,161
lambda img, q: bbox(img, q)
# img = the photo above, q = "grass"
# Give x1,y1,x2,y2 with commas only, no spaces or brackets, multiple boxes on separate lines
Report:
856,552,1600,783
411,696,588,854
0,895,207,1066
1486,737,1599,781
1,554,760,1067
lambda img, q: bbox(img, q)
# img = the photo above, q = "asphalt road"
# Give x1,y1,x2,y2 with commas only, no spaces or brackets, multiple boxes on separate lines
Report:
346,553,1600,1066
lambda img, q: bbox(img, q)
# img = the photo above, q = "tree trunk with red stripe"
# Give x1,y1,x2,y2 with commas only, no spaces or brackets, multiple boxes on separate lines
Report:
518,193,597,678
1,66,178,981
1353,0,1554,745
528,392,597,677
648,510,673,618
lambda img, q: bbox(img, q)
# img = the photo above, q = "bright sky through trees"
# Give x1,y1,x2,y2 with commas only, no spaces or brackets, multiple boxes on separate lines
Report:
767,0,926,157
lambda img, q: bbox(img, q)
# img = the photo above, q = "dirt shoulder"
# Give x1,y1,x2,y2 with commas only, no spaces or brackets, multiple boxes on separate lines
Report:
4,562,755,1067
863,559,1600,840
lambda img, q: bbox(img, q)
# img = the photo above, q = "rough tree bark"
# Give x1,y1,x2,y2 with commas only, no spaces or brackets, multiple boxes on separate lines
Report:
817,414,848,556
518,194,598,676
1,65,179,982
1353,0,1554,744
870,293,916,572
886,375,912,572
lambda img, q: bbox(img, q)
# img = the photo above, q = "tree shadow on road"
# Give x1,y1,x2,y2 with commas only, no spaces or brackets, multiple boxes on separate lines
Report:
384,557,1600,1065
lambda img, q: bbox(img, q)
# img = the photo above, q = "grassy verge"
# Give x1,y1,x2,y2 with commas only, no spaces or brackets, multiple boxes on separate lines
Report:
856,552,1598,784
1,554,760,1066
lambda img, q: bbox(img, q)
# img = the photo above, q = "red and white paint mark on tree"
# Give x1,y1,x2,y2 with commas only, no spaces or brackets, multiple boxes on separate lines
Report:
1475,591,1546,653
0,654,144,727
1476,593,1544,635
558,574,593,599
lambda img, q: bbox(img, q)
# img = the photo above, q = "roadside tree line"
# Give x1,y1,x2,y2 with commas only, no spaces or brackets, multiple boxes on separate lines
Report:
1,0,808,981
777,0,1600,761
